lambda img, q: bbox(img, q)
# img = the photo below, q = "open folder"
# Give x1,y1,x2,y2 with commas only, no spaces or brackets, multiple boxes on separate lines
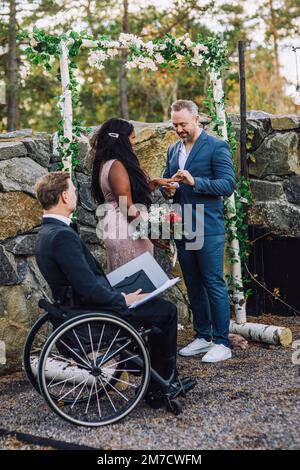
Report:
107,252,180,309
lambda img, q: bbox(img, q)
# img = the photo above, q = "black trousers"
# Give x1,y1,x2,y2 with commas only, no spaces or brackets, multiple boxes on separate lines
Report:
125,297,178,381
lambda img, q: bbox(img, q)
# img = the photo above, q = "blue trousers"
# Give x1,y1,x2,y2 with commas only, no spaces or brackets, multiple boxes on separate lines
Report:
176,234,230,347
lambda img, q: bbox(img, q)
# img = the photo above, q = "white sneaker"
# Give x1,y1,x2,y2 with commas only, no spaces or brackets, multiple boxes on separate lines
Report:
178,338,213,357
201,344,232,363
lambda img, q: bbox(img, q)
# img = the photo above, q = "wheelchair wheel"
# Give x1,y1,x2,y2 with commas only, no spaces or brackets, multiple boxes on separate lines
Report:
23,312,127,403
23,312,54,394
38,313,150,426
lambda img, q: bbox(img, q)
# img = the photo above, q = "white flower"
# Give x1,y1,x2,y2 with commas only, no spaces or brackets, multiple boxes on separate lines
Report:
145,41,154,53
88,50,108,69
175,52,184,60
197,44,209,54
175,38,181,47
119,33,142,48
155,53,164,64
184,37,193,49
106,48,119,58
126,56,157,71
191,55,204,67
30,38,38,48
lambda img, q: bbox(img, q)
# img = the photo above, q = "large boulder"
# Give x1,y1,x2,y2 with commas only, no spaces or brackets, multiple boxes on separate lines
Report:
271,115,300,131
228,112,271,153
0,192,42,241
249,200,300,237
283,175,300,205
0,141,27,161
0,129,33,141
0,157,47,195
250,179,284,202
250,132,300,178
0,257,51,374
0,245,19,285
75,172,97,212
4,232,38,256
134,126,179,178
22,138,51,168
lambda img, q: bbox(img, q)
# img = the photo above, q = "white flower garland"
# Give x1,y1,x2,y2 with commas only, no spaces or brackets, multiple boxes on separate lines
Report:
86,32,209,72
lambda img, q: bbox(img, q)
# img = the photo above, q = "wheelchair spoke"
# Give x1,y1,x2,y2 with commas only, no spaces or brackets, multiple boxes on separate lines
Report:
48,376,76,389
98,329,120,366
72,329,92,365
99,375,129,402
51,352,90,370
95,324,105,363
105,368,140,373
98,376,117,412
84,379,95,415
104,354,139,369
99,339,132,368
57,376,89,401
88,323,96,364
95,380,102,418
107,374,137,389
71,378,89,409
58,339,92,369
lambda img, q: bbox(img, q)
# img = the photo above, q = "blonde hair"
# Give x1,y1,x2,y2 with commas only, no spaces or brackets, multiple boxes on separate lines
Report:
35,171,71,210
171,100,199,116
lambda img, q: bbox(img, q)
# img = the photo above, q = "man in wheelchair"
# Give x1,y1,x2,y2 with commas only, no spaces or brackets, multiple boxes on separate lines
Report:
34,172,196,411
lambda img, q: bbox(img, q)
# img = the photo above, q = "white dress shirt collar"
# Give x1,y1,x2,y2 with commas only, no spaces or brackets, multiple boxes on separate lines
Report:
43,214,71,226
178,128,203,170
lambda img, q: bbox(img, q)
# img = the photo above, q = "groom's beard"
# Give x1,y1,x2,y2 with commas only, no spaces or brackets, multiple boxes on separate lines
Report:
178,132,194,143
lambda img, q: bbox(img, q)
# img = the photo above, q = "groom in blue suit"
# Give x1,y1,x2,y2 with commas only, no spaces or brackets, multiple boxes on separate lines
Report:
162,100,236,363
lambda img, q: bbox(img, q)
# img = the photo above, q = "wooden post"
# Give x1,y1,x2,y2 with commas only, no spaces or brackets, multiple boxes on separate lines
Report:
210,70,247,324
59,41,73,173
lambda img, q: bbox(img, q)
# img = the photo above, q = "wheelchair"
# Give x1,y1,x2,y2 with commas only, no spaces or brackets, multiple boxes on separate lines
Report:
23,299,187,427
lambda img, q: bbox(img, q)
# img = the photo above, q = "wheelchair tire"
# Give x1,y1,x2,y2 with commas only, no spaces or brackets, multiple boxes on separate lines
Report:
23,312,54,395
38,313,151,426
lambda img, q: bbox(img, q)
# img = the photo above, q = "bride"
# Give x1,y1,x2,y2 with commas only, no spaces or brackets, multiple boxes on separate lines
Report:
91,118,177,271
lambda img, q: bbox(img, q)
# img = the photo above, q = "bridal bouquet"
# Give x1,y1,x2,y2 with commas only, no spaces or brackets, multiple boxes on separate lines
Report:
131,205,183,266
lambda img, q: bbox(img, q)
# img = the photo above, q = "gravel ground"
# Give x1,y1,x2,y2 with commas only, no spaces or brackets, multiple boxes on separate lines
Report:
0,314,299,450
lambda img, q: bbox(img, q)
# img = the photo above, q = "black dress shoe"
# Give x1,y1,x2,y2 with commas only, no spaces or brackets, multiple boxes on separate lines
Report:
169,377,197,398
144,390,165,409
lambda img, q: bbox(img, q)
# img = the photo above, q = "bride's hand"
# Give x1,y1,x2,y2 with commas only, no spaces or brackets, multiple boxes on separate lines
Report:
149,176,180,190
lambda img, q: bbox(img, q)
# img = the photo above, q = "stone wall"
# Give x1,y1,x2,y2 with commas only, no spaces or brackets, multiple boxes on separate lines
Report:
1,112,300,374
230,112,300,236
0,124,190,374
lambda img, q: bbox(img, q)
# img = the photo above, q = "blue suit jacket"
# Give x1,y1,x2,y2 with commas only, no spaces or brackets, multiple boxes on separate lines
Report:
163,130,236,236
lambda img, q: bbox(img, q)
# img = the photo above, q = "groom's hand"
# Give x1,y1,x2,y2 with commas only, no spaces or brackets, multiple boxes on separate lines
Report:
173,170,195,187
162,183,178,198
122,289,149,306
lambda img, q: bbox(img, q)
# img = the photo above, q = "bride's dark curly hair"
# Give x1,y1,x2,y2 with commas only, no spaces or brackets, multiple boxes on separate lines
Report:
91,118,152,208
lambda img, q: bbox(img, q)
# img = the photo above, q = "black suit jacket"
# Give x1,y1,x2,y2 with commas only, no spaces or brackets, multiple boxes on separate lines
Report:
35,218,128,316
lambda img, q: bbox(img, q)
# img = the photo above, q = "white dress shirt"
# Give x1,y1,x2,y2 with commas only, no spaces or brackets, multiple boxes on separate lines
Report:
43,214,71,226
178,128,203,170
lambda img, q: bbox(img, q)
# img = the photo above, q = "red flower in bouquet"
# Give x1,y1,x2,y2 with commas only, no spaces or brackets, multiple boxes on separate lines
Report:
162,211,182,224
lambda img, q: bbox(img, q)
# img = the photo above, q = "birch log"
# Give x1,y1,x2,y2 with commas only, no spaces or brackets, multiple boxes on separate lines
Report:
230,320,292,347
210,70,247,323
59,41,73,173
30,356,114,386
